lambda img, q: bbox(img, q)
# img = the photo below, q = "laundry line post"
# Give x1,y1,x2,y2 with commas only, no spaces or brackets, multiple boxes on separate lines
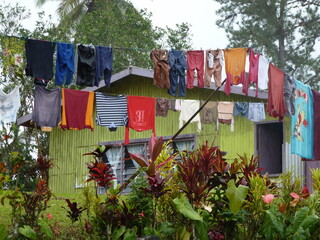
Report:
170,79,226,142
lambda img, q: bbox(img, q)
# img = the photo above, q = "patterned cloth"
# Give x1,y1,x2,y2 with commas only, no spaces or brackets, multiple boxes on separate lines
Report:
248,103,266,122
0,86,21,124
291,80,314,159
95,92,127,131
156,98,169,117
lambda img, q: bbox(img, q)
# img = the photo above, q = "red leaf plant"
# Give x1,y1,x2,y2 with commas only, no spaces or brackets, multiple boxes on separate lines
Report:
177,142,227,208
85,160,116,188
84,145,117,188
128,135,175,177
140,172,173,199
128,135,175,198
62,198,86,223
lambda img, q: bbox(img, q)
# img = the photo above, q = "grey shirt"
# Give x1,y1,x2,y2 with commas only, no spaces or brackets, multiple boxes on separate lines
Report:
284,73,296,116
32,86,61,127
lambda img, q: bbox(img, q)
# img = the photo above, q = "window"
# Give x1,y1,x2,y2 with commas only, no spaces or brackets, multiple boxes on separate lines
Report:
98,134,195,194
255,121,283,176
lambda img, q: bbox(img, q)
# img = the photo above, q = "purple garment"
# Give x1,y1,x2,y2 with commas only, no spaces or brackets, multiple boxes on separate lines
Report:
32,86,61,127
312,89,320,160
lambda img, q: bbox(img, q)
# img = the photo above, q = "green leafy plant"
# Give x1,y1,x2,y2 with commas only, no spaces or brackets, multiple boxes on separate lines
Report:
226,179,249,215
311,168,320,191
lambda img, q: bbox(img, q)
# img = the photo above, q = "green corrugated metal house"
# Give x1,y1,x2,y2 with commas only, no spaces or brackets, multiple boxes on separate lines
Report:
18,66,306,194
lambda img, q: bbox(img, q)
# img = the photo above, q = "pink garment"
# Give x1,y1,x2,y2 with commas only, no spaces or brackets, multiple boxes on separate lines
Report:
243,48,260,96
186,50,204,89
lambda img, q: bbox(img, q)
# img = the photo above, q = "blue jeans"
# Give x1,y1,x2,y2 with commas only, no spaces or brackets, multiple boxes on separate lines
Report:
95,46,113,87
55,42,74,85
168,50,187,97
168,70,186,97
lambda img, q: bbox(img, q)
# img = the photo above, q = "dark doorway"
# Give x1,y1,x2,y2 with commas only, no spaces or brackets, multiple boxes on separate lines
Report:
255,122,283,176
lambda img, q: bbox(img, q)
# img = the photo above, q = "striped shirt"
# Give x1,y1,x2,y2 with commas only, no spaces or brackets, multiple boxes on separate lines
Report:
95,92,128,130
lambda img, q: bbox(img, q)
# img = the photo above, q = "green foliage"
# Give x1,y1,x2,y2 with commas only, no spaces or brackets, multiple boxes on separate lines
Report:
262,203,320,240
18,225,37,240
311,168,320,191
226,180,249,215
173,196,202,221
38,217,54,239
215,0,320,87
112,226,126,240
0,224,7,240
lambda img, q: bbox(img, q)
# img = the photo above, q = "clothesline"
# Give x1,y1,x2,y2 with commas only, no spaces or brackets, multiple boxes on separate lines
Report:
1,33,268,57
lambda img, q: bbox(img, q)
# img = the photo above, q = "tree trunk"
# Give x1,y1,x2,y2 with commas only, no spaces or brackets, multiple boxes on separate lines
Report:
278,0,286,71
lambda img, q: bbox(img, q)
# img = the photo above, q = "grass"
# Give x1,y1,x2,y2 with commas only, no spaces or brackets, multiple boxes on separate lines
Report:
0,190,95,238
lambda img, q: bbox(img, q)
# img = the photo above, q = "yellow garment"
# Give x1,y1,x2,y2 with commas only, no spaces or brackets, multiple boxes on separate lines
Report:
41,127,53,132
223,48,247,85
85,92,94,129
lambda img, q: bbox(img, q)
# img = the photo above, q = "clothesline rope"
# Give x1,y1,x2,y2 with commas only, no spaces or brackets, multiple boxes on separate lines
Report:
1,33,259,54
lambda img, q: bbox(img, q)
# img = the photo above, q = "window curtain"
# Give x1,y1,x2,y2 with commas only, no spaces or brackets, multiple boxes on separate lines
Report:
106,146,122,187
175,140,194,151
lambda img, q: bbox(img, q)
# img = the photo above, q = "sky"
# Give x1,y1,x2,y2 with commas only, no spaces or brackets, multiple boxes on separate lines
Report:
2,0,229,49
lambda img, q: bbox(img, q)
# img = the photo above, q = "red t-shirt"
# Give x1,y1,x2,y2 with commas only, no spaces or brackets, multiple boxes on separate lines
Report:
125,96,156,144
267,64,286,119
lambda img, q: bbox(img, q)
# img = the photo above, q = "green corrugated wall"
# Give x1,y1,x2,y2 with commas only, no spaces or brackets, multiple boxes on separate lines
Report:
49,75,276,194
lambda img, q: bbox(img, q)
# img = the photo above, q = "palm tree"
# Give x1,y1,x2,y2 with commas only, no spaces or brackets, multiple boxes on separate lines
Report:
35,0,130,28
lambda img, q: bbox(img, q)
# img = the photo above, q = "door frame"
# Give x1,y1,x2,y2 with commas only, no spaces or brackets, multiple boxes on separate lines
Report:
254,120,285,177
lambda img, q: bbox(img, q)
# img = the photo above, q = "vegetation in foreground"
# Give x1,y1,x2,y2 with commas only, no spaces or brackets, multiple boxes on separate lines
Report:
1,137,320,239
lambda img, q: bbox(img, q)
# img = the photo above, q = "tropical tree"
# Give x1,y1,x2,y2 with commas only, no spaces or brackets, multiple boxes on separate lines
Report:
214,0,320,87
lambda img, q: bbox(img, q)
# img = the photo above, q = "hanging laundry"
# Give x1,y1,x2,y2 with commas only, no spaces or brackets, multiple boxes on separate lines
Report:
175,99,182,111
0,86,21,124
223,48,247,95
243,48,259,96
284,73,296,116
204,49,224,87
179,100,201,132
25,39,56,80
217,102,234,132
156,98,169,117
258,55,269,90
34,78,50,87
186,50,204,89
150,50,170,89
168,50,188,97
32,86,61,128
248,103,266,122
312,90,320,160
2,36,25,76
125,96,156,145
95,92,127,131
291,80,313,159
267,64,286,119
61,88,94,130
233,102,249,118
95,46,113,87
76,44,96,86
55,42,75,86
168,99,177,111
201,101,218,130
